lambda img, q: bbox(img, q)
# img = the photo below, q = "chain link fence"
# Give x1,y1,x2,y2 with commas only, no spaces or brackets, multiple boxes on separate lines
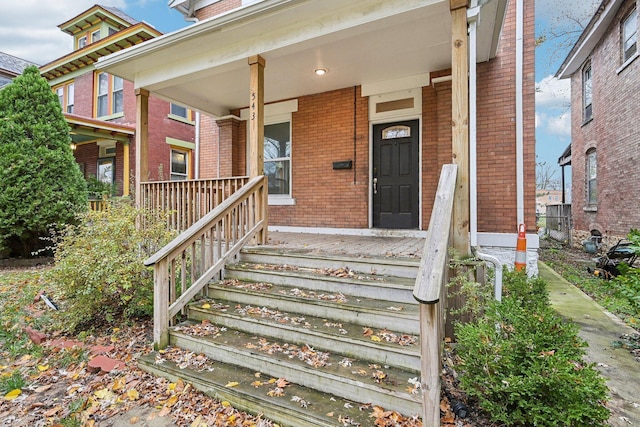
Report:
539,204,572,245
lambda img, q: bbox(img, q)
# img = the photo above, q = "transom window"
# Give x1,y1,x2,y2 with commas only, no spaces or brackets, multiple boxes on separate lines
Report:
622,7,637,62
264,121,291,196
171,149,189,181
170,103,192,122
586,149,597,206
582,62,593,122
96,73,124,118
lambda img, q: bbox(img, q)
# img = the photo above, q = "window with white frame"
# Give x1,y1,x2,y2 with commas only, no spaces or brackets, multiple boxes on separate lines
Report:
66,83,74,114
55,82,74,113
586,149,597,206
96,73,124,117
91,29,101,43
170,103,189,119
78,36,87,49
170,149,189,180
264,121,291,196
622,7,637,62
56,87,64,107
582,62,593,122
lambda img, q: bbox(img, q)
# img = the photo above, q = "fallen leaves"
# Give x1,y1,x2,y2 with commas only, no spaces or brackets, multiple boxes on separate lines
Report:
4,389,21,401
363,327,417,346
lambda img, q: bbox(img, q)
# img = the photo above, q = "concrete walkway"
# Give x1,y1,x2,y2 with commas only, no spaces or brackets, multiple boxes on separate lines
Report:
539,262,640,426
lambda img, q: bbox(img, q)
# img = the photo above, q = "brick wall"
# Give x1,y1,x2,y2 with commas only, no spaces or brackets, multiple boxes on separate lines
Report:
267,87,369,228
475,0,536,234
570,0,640,237
195,0,242,20
194,0,536,233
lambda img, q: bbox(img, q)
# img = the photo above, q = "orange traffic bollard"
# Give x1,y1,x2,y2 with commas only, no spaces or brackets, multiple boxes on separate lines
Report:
514,224,527,272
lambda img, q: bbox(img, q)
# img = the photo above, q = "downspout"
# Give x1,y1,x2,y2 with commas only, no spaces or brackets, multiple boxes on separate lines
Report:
468,1,503,301
194,112,201,179
187,8,200,178
515,0,524,226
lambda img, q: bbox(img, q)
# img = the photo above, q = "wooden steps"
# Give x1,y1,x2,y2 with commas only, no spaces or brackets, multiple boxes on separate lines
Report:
139,248,424,425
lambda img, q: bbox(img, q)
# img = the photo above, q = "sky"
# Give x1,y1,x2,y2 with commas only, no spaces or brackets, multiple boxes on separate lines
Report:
0,0,601,176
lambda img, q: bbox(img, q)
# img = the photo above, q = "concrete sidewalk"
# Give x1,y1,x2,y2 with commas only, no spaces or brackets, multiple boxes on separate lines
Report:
539,262,640,426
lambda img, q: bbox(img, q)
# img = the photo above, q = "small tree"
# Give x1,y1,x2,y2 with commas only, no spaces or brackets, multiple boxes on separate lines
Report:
0,66,87,257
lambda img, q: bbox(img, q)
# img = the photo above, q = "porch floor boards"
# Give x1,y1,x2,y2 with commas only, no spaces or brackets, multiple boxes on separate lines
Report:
263,231,425,259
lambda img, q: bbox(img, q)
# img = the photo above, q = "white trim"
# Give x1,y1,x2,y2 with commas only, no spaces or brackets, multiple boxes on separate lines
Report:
361,73,430,97
269,225,427,238
240,99,298,120
477,232,540,249
268,196,296,205
368,88,422,121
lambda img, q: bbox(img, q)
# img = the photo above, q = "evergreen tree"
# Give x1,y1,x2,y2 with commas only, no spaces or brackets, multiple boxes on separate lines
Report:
0,66,87,257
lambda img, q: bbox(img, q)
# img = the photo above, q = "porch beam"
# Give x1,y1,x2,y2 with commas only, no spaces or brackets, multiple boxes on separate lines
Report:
135,88,149,207
248,55,265,178
450,0,470,256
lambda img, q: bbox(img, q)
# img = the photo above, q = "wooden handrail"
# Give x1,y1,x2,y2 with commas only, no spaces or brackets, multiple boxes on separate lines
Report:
140,177,250,232
145,175,268,349
412,164,457,427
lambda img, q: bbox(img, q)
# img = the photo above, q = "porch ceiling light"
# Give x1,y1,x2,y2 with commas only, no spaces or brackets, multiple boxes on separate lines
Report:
314,68,327,76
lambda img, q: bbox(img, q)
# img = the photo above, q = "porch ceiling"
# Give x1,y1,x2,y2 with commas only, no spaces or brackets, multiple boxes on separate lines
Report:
97,0,506,117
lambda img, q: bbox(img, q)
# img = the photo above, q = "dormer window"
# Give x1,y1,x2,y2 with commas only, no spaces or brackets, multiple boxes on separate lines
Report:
78,36,87,49
92,30,101,43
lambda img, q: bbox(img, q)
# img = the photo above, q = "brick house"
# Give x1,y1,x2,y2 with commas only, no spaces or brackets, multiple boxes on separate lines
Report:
38,5,196,197
0,51,37,89
557,0,639,245
97,0,537,268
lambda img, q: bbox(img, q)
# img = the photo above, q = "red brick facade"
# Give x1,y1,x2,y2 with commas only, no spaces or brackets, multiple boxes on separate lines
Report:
195,0,536,233
569,0,640,237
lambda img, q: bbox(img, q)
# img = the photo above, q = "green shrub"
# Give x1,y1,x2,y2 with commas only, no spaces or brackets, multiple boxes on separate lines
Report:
455,271,610,426
609,229,640,318
0,66,87,257
45,200,175,333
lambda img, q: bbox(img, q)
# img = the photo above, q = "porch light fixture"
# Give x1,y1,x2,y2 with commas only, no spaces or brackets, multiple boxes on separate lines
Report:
70,142,77,150
314,68,327,76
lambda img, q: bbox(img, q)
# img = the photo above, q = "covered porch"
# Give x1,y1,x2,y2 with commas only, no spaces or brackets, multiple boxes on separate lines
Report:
96,0,509,252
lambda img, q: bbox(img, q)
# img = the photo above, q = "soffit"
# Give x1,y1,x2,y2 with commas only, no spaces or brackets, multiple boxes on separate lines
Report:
97,0,505,117
65,113,135,144
40,24,161,81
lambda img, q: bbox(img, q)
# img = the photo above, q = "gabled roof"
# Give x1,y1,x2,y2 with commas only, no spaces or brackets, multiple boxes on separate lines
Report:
556,0,623,79
0,51,38,76
58,4,138,36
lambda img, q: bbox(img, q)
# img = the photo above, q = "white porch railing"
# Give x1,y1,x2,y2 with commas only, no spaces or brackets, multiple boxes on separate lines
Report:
140,177,250,232
412,164,457,427
144,175,268,349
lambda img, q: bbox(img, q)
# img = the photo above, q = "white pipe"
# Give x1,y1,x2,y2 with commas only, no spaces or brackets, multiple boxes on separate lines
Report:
473,248,503,302
469,1,503,301
194,111,200,179
515,0,524,226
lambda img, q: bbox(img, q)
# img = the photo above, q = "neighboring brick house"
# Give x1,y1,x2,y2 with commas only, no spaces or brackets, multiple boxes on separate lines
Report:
0,51,37,88
38,5,195,197
99,0,537,267
557,0,639,246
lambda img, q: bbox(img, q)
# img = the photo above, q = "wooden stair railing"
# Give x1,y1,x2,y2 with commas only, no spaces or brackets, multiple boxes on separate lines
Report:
140,177,250,232
144,176,268,349
412,164,457,427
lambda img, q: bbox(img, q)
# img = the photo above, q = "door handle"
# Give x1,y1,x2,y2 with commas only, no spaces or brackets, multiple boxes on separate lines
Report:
373,177,377,194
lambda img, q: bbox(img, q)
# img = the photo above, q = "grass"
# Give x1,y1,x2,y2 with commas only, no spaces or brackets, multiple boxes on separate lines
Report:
540,244,639,331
